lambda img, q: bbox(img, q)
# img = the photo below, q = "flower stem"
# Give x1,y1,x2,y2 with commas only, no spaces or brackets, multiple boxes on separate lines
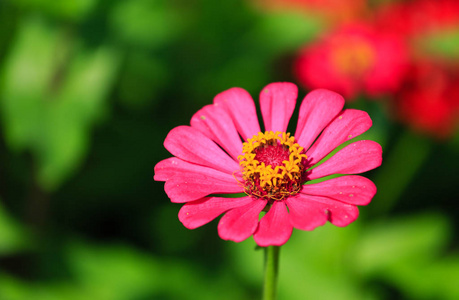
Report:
263,245,280,300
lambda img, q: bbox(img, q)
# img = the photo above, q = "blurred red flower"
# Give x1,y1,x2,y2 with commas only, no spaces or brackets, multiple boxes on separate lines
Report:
294,23,409,99
393,61,459,139
374,0,459,37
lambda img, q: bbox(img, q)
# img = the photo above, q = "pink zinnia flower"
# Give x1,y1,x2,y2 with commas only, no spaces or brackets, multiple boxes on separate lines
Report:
154,83,382,246
294,23,409,99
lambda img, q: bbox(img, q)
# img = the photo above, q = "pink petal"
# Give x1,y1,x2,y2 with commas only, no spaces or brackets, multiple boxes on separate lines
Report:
285,195,328,231
218,198,267,242
164,176,242,204
190,104,243,160
301,175,376,205
306,195,360,227
253,201,293,247
154,157,179,181
306,109,372,165
164,126,239,174
259,82,297,133
154,157,233,181
294,89,345,151
178,196,253,229
213,87,261,141
331,205,359,227
287,194,359,229
155,157,243,203
308,140,382,180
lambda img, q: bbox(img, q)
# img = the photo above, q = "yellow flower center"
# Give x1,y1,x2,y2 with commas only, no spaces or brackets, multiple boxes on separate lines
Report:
237,131,308,201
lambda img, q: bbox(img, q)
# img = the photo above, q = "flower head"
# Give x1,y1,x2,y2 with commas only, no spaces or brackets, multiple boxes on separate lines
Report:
294,23,409,99
154,83,382,246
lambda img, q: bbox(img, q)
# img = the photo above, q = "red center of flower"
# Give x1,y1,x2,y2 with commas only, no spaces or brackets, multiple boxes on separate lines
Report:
254,142,290,168
237,131,308,201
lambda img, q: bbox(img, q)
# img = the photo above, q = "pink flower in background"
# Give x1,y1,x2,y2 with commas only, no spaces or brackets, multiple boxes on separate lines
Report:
294,23,409,100
393,61,459,139
155,83,382,246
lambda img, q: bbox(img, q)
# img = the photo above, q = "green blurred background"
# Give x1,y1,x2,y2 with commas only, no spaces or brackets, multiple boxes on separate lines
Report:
0,0,458,299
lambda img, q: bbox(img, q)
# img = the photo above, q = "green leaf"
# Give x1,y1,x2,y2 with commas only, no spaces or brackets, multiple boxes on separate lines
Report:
0,17,120,191
353,213,450,275
7,0,96,21
0,199,29,255
109,0,183,48
418,27,459,59
246,10,325,56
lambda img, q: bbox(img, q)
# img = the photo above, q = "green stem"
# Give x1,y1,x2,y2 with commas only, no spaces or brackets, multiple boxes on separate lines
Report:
263,246,280,300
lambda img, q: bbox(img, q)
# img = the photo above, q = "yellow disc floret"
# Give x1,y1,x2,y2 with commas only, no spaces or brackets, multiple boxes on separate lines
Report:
237,131,308,201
